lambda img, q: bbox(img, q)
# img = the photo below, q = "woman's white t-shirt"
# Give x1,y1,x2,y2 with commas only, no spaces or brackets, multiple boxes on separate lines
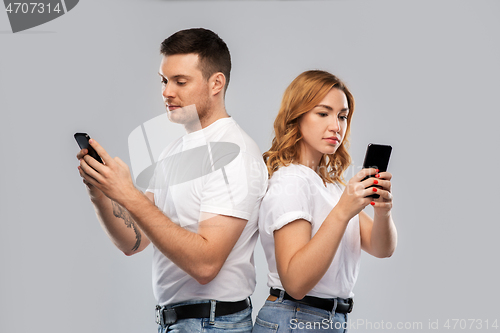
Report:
258,163,361,299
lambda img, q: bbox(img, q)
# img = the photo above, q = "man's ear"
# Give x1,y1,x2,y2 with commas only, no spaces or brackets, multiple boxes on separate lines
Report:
210,72,226,96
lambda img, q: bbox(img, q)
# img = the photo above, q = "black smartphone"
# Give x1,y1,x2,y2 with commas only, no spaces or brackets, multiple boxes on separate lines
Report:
74,133,103,164
362,143,392,199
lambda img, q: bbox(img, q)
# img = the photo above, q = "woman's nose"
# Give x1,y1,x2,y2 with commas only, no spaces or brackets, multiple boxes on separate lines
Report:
328,117,340,133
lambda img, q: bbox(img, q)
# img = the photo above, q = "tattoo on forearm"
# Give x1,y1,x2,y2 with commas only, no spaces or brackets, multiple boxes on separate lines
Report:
112,201,141,252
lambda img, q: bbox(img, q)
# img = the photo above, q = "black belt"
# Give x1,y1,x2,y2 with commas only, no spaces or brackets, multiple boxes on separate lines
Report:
155,298,250,326
270,288,353,313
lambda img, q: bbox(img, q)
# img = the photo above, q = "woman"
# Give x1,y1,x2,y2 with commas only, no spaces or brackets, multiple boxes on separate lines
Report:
253,70,397,333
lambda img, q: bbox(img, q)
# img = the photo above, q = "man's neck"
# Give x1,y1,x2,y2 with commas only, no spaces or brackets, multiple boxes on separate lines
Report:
184,106,229,133
201,107,230,129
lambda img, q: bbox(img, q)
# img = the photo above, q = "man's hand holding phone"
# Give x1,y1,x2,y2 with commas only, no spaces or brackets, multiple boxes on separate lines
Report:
76,146,106,202
76,134,138,206
75,133,106,201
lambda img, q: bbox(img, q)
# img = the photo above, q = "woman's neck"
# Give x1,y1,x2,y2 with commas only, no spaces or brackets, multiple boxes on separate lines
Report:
297,141,323,171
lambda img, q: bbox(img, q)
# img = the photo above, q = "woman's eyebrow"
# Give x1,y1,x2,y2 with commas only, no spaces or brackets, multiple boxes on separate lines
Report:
315,104,349,112
315,104,333,111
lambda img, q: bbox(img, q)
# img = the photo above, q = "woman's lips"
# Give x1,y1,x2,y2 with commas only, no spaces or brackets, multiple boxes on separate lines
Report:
323,137,339,144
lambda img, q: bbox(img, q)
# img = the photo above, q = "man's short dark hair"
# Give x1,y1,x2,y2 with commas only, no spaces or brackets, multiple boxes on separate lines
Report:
160,28,231,92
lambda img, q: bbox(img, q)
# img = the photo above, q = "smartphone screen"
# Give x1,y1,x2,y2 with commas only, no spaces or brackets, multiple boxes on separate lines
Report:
362,143,392,172
74,133,103,164
362,143,392,198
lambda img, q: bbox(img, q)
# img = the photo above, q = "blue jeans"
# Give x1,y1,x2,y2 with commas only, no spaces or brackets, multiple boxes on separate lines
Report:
252,291,348,333
157,299,253,333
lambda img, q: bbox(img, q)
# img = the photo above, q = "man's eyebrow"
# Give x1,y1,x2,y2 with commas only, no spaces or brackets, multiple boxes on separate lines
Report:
157,73,191,79
173,74,191,79
314,104,349,112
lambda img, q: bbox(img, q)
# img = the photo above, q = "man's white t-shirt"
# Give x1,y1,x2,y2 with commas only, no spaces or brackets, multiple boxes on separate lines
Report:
146,117,268,306
258,163,361,299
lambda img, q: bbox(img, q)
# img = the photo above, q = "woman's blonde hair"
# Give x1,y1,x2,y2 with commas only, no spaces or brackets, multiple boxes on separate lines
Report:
263,70,355,184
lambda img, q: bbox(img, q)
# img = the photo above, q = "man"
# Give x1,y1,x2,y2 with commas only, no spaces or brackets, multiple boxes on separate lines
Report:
77,28,268,332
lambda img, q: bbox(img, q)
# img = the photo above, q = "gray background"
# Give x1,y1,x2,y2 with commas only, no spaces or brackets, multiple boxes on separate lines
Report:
1,0,499,332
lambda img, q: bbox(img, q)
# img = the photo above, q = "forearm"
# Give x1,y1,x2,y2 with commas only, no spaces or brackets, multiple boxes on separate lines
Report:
280,207,350,299
91,195,148,255
78,138,241,283
370,212,397,258
121,190,221,284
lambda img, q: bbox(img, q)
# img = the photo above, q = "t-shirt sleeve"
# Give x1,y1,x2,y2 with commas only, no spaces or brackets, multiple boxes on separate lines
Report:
260,174,313,235
199,151,267,221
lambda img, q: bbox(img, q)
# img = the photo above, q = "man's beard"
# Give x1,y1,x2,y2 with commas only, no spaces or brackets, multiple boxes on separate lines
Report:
167,96,212,133
193,94,212,126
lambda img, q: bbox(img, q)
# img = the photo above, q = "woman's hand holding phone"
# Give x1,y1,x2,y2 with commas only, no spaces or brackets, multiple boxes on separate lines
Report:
336,168,394,222
361,143,393,215
369,171,393,216
335,168,380,221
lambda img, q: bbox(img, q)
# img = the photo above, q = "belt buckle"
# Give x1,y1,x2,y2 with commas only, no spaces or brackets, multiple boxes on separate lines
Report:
347,298,354,313
155,305,163,325
163,308,177,325
155,306,177,326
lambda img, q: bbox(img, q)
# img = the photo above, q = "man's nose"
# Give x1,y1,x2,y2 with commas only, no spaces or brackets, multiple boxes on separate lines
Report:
162,82,175,99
